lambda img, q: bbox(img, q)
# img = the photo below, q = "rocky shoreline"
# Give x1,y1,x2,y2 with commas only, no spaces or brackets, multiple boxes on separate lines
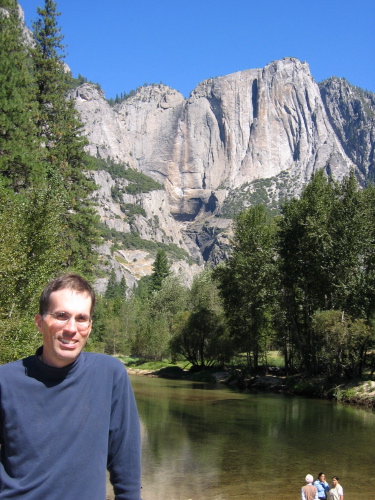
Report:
126,366,375,410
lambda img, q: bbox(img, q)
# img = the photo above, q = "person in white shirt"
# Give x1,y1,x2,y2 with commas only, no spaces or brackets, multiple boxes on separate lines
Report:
328,476,344,500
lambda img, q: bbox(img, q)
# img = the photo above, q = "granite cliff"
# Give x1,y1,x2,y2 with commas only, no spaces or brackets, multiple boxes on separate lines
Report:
319,77,375,180
68,58,375,288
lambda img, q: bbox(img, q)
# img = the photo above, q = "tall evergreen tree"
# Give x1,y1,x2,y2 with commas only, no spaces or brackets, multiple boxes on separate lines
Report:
0,0,42,189
150,249,170,292
104,269,118,300
31,0,99,275
0,1,102,363
104,269,127,301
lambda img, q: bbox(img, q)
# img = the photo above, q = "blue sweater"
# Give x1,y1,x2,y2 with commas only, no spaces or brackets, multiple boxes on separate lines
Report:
314,480,329,499
0,348,141,499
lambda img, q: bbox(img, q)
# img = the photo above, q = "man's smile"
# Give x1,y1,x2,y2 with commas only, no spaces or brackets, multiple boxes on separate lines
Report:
59,338,78,345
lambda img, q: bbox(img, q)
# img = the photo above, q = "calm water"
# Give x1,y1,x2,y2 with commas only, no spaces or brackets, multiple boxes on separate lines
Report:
126,376,375,499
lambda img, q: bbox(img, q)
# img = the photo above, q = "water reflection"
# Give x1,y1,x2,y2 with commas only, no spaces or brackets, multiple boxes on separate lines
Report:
130,376,375,500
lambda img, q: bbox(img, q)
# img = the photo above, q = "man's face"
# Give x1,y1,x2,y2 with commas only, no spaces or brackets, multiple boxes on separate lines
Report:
35,289,92,368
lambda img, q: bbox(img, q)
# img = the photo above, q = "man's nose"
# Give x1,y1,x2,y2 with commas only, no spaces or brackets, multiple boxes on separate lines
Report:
64,316,78,330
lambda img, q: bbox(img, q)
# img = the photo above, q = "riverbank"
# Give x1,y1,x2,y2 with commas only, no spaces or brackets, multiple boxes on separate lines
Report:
126,365,375,409
280,374,375,409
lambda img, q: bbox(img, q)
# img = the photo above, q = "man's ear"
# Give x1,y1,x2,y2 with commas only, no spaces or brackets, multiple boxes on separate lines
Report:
86,324,92,339
35,314,43,332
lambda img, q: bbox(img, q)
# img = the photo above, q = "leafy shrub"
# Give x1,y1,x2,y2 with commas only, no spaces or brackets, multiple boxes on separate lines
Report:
88,156,163,193
120,203,146,219
96,222,191,261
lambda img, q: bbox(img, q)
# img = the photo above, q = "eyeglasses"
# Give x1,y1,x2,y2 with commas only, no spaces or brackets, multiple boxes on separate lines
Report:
44,311,92,329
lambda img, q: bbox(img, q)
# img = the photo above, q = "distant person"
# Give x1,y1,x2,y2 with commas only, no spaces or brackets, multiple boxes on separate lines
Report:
302,474,318,500
0,273,142,499
329,476,344,500
314,472,330,499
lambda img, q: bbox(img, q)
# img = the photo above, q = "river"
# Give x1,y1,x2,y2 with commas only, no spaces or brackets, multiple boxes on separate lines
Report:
112,375,375,499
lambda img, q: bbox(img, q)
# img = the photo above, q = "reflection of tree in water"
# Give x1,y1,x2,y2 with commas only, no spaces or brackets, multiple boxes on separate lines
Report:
135,379,375,499
137,390,227,498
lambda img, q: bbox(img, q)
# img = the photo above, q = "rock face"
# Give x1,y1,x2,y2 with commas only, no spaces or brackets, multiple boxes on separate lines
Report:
87,169,202,290
319,77,375,181
72,58,355,222
69,58,374,286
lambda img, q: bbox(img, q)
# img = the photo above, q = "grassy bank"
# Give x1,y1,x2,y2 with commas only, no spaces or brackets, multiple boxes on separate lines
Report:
119,355,375,410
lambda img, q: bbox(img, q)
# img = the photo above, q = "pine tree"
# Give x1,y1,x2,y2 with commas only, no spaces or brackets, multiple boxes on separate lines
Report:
30,0,99,275
105,269,119,299
0,1,100,363
0,0,42,189
150,250,170,292
119,276,127,297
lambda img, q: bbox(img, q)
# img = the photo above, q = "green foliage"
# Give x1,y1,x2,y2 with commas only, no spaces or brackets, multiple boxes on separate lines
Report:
97,222,191,261
134,275,154,300
93,274,187,362
122,167,163,194
311,310,374,378
91,296,128,355
104,268,127,300
89,155,163,193
0,1,100,363
105,83,164,107
66,73,101,92
278,170,375,374
119,203,147,222
110,184,122,203
0,3,43,189
90,271,130,355
170,269,233,368
219,171,297,218
215,170,375,378
131,311,170,360
67,72,88,89
106,89,136,107
0,1,17,9
129,275,188,359
0,316,39,365
214,205,279,372
150,249,170,292
91,274,189,361
0,184,71,361
28,0,100,276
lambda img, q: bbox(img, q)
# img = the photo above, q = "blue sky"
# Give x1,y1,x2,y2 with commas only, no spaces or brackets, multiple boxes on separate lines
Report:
21,0,375,99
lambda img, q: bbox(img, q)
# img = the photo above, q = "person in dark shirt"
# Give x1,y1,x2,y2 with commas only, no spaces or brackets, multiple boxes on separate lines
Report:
0,273,142,500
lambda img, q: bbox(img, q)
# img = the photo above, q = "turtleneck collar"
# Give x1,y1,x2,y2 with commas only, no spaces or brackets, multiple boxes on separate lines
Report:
33,346,84,381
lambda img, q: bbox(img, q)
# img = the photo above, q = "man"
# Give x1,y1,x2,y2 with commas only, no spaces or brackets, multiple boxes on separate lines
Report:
0,274,142,499
302,474,318,500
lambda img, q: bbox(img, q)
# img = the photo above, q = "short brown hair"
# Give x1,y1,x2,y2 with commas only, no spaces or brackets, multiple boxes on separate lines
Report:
39,273,96,316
